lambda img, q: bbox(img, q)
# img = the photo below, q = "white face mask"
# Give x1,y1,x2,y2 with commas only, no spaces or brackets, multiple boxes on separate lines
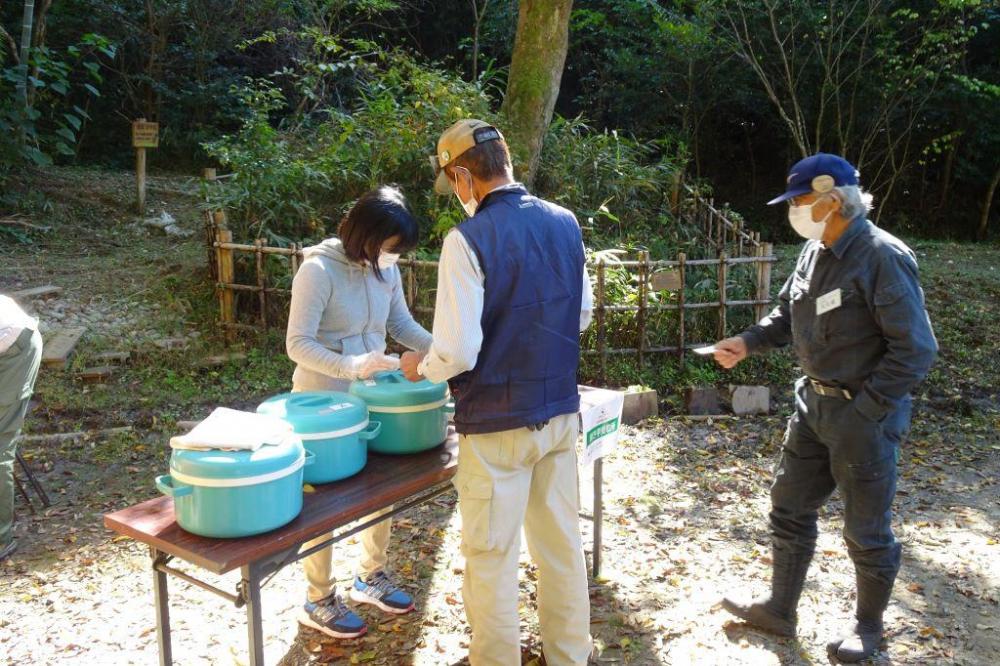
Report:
453,171,478,217
788,200,832,240
377,252,400,269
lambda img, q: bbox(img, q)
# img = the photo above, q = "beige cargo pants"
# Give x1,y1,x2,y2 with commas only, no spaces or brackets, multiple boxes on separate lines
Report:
292,381,392,602
455,412,592,666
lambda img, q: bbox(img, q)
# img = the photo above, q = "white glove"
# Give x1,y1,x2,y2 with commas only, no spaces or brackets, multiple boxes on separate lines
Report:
346,352,400,380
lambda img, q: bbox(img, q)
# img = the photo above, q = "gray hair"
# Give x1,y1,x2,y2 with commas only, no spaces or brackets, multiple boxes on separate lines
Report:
834,185,874,220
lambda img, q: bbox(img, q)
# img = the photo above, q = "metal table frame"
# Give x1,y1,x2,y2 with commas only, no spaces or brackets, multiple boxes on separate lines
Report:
146,470,605,665
149,479,456,666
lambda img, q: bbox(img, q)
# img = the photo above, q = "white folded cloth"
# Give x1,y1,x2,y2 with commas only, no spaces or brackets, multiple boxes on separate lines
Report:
170,407,294,451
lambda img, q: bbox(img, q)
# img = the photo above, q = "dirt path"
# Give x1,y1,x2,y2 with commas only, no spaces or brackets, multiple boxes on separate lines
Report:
1,413,996,665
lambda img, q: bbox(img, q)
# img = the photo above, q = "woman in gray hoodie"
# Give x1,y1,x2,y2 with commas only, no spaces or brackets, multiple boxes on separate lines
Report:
286,186,433,639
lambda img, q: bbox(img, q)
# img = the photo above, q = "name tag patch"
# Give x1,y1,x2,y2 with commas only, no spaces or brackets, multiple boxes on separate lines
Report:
816,288,842,316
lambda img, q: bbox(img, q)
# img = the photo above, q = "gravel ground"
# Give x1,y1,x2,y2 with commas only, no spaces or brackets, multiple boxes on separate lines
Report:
1,414,997,665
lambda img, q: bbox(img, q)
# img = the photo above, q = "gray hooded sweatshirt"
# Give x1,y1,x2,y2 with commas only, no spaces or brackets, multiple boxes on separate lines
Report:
286,238,433,392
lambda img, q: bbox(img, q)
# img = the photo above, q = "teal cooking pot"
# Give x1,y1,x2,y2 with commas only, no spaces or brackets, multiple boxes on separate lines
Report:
255,391,379,484
349,371,454,454
155,436,311,538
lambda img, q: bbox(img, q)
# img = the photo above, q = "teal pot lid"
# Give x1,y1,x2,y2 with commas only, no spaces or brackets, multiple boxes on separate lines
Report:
171,437,304,480
257,391,369,437
349,370,448,409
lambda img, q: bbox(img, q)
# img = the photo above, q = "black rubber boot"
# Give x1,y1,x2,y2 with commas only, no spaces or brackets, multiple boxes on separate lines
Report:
827,570,894,663
721,548,811,637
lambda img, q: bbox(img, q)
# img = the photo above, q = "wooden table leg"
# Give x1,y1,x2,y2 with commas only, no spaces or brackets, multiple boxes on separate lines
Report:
242,562,265,666
151,547,173,666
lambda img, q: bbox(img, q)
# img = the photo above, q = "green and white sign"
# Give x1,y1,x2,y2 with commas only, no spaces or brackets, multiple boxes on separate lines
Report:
579,387,624,465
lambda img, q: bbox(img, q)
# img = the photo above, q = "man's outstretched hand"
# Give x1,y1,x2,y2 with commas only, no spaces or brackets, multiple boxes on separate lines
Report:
713,336,748,369
401,351,426,382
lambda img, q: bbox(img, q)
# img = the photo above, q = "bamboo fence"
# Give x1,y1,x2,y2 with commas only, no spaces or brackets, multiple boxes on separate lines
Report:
202,172,776,377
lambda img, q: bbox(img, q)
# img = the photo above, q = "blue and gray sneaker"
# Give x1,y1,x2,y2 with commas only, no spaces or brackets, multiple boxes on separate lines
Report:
348,570,415,614
299,593,367,639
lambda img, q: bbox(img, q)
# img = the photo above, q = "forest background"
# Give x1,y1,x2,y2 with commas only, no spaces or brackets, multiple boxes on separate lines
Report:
2,0,997,248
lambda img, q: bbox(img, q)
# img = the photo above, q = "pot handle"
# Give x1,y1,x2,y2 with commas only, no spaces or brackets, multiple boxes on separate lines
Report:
442,401,456,414
358,420,382,441
304,451,316,466
155,474,193,498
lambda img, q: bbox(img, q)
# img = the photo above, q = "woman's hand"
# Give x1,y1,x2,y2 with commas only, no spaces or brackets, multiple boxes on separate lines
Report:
347,352,400,379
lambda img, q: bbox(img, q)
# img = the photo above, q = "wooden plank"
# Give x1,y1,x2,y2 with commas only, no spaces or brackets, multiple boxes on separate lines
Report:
10,285,61,300
94,351,131,364
199,352,247,367
151,337,188,351
41,327,86,368
104,433,460,574
78,366,116,383
21,426,132,443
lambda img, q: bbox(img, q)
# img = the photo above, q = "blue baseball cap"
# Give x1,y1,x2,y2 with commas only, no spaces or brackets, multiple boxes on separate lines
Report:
767,153,859,205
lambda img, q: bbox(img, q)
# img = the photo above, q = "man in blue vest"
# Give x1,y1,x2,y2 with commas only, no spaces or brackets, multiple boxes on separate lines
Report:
401,119,594,665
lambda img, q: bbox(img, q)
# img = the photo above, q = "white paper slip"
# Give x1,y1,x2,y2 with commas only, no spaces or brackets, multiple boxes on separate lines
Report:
693,346,718,355
816,288,843,315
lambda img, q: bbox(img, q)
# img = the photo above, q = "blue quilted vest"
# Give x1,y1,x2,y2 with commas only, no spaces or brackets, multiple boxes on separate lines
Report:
449,186,584,434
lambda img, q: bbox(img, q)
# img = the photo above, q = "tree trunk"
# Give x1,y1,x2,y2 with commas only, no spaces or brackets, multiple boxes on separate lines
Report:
17,0,35,108
469,0,491,81
500,0,573,186
936,134,960,215
978,164,1000,241
26,0,52,108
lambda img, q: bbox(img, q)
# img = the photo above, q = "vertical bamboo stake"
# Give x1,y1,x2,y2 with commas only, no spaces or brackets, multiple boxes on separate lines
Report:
718,252,728,340
705,201,712,242
290,242,300,278
760,242,774,315
737,218,744,257
214,211,235,343
670,170,682,216
203,168,218,281
677,252,687,364
407,259,417,310
637,250,649,370
255,238,267,330
596,260,607,384
714,201,723,249
753,243,765,322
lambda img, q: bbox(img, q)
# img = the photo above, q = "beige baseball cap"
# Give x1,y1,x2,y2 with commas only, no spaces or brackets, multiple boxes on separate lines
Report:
429,119,504,195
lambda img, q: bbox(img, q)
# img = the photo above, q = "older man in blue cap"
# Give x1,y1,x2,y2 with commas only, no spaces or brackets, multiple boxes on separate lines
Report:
711,153,938,662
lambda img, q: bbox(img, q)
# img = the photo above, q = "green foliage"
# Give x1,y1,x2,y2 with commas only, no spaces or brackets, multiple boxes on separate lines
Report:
203,36,496,242
537,116,684,242
0,33,114,176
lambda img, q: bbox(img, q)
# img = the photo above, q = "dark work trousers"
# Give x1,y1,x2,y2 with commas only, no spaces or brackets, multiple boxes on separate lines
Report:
769,377,911,588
